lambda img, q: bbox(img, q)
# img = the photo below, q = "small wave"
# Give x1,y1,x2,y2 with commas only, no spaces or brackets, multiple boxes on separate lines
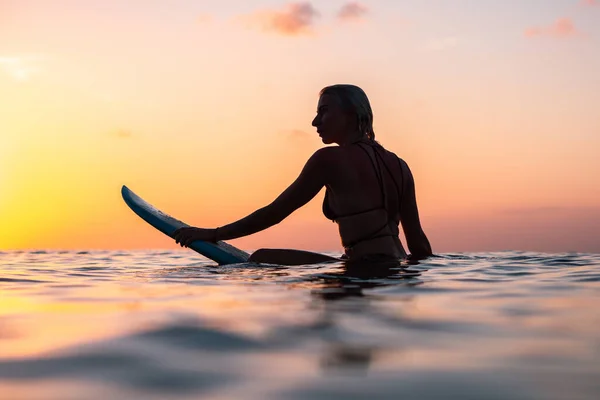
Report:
0,277,49,283
132,322,267,352
0,347,236,394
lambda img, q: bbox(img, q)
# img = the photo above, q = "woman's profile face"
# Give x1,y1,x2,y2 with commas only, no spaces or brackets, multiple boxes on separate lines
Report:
312,93,353,145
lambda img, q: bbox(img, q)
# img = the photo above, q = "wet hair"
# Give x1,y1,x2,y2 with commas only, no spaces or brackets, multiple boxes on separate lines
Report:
319,84,376,141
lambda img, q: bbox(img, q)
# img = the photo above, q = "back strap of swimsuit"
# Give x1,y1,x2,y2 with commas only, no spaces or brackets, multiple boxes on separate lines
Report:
354,142,387,208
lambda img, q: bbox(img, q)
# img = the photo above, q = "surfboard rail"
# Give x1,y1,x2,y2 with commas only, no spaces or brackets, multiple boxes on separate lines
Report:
121,185,249,265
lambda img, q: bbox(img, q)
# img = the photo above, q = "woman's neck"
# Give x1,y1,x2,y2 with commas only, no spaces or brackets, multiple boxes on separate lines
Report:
338,131,367,146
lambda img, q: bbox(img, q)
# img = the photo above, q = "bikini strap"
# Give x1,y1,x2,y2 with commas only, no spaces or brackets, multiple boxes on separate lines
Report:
395,156,405,215
354,142,386,208
372,149,403,216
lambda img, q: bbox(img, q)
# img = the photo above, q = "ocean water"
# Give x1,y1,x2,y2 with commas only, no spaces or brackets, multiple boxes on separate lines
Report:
0,250,599,400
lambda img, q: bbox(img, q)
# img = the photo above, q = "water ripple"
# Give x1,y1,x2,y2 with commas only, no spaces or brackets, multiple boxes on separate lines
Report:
0,250,598,399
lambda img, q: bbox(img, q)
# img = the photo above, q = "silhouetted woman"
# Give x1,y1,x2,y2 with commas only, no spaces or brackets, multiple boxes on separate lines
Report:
174,84,432,265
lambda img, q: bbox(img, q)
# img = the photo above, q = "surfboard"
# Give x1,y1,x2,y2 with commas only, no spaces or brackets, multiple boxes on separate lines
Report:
121,185,250,265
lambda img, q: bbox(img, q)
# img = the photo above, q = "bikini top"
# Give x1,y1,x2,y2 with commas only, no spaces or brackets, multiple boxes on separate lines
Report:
323,140,404,249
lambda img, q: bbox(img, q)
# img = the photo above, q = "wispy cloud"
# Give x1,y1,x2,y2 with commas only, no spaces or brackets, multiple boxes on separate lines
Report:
337,2,369,23
498,206,565,216
283,129,312,140
240,2,320,36
425,36,459,51
0,55,42,82
111,129,134,139
525,18,580,38
580,0,599,7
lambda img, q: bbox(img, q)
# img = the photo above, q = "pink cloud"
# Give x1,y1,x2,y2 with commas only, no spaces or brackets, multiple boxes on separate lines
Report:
525,18,579,38
197,14,213,25
337,2,369,22
243,2,320,36
580,0,599,6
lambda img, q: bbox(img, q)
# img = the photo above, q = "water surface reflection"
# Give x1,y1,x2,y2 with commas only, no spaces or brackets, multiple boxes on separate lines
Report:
0,251,598,399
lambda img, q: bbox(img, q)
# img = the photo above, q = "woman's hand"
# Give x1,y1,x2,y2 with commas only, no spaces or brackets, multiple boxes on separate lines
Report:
173,227,217,247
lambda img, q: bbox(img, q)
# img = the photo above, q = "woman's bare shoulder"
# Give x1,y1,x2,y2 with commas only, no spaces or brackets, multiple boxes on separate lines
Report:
311,146,343,162
384,149,409,169
380,146,404,164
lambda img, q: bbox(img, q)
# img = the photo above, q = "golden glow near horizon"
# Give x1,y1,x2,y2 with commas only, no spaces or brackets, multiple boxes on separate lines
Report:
1,1,599,253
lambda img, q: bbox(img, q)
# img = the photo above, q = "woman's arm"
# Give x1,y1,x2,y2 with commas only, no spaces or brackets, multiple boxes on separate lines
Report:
175,149,331,247
399,160,433,259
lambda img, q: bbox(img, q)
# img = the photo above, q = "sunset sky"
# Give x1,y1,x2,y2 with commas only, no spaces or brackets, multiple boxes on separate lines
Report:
1,0,599,253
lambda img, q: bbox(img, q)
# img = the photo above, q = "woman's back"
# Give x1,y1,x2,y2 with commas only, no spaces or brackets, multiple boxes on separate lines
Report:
323,141,407,260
